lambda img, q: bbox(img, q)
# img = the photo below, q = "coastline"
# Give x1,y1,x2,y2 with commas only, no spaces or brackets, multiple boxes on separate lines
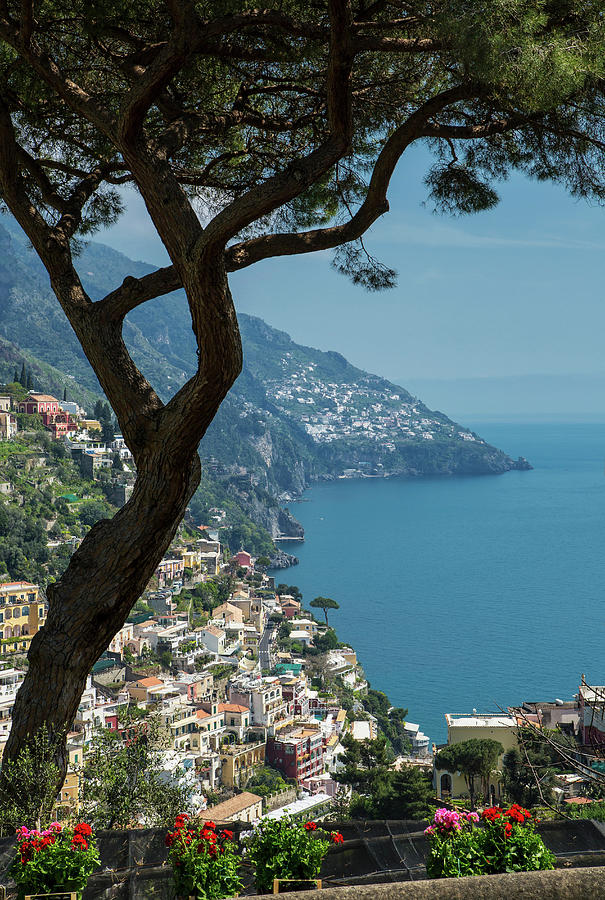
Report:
271,422,601,744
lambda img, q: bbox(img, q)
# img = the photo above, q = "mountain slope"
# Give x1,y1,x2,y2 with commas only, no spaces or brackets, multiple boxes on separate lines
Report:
0,215,530,503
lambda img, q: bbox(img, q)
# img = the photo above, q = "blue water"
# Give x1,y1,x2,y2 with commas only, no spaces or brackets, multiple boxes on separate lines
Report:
275,424,605,745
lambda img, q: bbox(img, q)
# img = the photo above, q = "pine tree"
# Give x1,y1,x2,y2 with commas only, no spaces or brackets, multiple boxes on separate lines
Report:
3,0,605,807
19,363,25,387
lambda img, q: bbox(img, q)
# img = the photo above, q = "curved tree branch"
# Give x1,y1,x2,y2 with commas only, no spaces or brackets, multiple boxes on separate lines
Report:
97,265,182,320
201,0,354,252
225,83,478,271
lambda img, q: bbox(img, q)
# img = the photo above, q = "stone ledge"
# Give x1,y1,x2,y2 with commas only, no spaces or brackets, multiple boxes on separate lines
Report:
257,865,605,899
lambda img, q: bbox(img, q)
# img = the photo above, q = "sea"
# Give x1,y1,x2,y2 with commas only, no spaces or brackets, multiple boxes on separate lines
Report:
272,423,605,746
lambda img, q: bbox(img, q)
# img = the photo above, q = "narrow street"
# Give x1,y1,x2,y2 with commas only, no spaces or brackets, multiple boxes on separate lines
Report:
259,624,273,671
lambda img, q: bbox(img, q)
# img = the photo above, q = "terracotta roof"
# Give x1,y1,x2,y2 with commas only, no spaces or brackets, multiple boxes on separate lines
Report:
218,703,249,714
204,625,225,637
214,602,240,614
28,393,58,401
200,791,262,821
196,709,211,719
133,676,163,688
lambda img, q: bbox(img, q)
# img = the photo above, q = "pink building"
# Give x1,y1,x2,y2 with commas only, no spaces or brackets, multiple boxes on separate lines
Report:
18,393,60,416
234,551,252,570
17,393,76,439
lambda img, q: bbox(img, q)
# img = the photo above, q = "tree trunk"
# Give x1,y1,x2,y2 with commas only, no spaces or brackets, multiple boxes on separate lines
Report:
468,777,476,811
2,438,201,791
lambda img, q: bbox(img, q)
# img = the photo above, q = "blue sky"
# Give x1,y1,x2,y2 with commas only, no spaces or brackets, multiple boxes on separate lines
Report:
99,143,605,386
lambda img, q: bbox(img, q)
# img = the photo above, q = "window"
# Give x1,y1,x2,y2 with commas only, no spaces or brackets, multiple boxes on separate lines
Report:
22,607,28,616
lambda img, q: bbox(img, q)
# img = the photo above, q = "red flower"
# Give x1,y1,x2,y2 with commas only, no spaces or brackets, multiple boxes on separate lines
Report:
504,823,513,839
304,821,317,831
174,813,189,828
203,820,216,830
507,808,525,823
331,832,344,844
222,829,234,841
481,807,503,822
71,834,89,850
165,833,174,848
75,823,92,836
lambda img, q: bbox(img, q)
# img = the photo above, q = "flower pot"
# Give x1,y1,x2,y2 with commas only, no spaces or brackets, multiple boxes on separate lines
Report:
272,879,322,893
24,893,79,900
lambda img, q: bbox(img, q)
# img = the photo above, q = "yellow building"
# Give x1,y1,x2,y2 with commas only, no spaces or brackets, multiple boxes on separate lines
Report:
80,418,102,433
0,582,46,654
54,741,83,820
435,713,519,805
220,740,265,788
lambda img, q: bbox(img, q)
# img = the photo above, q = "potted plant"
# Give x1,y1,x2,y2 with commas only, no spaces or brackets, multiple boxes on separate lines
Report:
165,814,242,899
9,822,100,900
244,817,344,894
424,804,555,878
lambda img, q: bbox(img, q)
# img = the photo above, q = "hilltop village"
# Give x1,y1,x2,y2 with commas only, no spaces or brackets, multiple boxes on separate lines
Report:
0,383,603,827
0,383,432,823
262,357,480,449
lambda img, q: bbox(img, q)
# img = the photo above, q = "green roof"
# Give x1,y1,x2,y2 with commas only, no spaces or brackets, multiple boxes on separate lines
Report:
127,613,154,625
92,658,118,673
274,663,303,675
59,492,80,502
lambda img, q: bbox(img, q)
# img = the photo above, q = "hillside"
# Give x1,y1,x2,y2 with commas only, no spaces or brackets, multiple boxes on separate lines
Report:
0,214,530,521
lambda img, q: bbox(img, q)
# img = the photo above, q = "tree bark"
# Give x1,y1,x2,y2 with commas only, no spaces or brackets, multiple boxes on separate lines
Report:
1,263,242,794
3,438,200,783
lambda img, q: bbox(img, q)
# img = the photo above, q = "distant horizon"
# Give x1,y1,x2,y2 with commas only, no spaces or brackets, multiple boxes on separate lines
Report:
402,372,605,423
96,141,605,386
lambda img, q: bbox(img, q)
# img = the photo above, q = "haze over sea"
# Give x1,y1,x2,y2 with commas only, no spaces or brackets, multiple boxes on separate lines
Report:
281,422,605,746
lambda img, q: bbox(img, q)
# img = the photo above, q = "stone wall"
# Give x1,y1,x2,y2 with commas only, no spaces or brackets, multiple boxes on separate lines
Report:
256,866,605,899
263,786,297,812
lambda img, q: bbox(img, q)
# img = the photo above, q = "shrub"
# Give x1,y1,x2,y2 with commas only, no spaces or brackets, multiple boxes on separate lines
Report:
425,805,555,879
9,822,100,899
165,814,242,899
244,817,343,894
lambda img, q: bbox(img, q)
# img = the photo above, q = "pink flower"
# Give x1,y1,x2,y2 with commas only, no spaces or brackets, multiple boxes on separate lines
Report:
433,808,462,832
